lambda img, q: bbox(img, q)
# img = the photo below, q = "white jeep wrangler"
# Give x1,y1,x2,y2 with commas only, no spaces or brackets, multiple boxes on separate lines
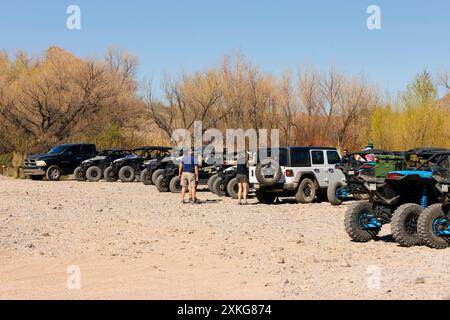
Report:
249,147,345,204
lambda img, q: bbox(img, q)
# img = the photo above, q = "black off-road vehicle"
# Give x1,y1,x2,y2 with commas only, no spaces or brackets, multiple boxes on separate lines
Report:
211,165,239,199
24,144,97,181
418,157,450,249
139,147,174,185
104,146,169,183
154,152,218,193
345,148,450,247
328,149,405,205
73,149,131,182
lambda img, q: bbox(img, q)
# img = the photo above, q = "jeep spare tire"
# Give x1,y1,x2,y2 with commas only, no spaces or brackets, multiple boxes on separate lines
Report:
255,158,282,187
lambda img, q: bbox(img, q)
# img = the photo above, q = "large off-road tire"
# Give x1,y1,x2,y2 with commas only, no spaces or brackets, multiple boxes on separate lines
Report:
227,177,239,199
391,203,422,247
104,166,118,182
295,178,316,204
30,175,45,181
169,176,182,193
213,177,227,197
73,167,86,181
86,166,103,182
118,166,135,183
155,175,170,192
255,190,276,204
140,169,152,185
418,204,450,249
151,169,164,186
344,202,381,242
255,158,282,187
207,174,219,193
46,165,62,181
327,181,345,206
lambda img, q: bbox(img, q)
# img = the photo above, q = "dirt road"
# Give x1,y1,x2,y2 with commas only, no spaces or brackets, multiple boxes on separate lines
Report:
1,177,449,299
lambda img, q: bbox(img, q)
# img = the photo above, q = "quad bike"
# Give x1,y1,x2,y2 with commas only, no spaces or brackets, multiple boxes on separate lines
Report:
418,158,450,249
74,149,131,182
328,149,404,205
345,148,450,247
104,146,169,183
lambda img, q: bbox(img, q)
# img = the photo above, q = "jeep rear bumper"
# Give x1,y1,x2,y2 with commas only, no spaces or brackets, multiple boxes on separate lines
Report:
253,182,297,191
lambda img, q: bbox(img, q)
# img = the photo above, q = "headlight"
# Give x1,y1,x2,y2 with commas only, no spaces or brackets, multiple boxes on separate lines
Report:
36,160,47,166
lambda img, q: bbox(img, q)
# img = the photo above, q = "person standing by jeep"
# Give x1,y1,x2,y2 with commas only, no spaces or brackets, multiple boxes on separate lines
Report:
179,148,199,204
236,151,249,205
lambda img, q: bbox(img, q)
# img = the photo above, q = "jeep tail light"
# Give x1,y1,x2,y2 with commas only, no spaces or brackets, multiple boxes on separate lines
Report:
387,172,402,180
285,169,294,177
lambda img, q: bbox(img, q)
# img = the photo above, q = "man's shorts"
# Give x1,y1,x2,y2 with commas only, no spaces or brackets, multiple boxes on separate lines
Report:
236,173,248,184
181,172,196,188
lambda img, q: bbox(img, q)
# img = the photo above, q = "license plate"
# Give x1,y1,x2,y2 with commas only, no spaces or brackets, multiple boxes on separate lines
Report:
369,184,377,191
348,171,355,175
442,184,449,193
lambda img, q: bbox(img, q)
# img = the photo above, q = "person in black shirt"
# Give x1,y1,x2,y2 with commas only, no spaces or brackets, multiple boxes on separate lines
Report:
236,151,249,205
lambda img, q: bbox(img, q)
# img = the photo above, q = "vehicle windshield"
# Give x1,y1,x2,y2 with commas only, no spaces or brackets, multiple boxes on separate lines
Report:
48,145,69,154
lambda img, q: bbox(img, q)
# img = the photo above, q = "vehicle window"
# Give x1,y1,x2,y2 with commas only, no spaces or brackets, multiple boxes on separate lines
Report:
48,145,69,154
81,145,95,154
311,151,324,165
258,148,288,166
327,151,341,165
290,148,310,167
67,145,82,155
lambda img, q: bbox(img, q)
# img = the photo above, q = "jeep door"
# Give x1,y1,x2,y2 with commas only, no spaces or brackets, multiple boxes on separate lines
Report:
310,150,328,188
325,150,345,186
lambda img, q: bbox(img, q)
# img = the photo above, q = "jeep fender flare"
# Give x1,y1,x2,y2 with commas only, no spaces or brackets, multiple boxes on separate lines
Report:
294,172,318,188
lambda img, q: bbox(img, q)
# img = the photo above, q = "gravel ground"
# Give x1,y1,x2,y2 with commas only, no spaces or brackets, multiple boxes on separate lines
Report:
1,177,450,300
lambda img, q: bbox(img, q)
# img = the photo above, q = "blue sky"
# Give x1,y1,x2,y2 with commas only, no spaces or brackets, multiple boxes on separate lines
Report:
1,0,449,97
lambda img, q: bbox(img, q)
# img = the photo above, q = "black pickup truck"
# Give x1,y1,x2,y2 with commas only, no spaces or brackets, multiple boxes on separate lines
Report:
24,144,98,181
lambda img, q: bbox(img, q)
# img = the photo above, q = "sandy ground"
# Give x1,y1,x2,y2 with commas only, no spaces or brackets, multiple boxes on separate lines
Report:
1,176,450,300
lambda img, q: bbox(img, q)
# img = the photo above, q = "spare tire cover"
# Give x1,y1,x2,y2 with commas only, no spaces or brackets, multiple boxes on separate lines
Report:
255,158,282,187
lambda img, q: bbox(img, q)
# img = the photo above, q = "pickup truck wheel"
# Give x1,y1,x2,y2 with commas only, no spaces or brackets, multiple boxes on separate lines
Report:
151,169,164,185
169,176,182,193
255,190,276,204
140,169,153,185
226,177,239,199
118,166,135,183
155,175,170,192
104,166,118,182
207,174,219,193
46,165,62,181
327,181,344,206
86,166,102,182
295,178,316,204
73,167,86,181
30,175,45,181
213,177,227,197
